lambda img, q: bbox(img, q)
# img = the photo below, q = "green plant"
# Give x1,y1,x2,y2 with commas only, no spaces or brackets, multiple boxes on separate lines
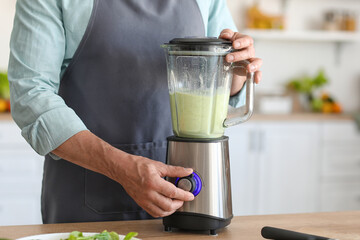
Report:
0,71,10,99
287,69,328,95
286,69,342,113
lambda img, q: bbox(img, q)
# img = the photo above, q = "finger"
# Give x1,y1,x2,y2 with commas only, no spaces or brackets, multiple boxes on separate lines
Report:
230,74,246,96
160,164,193,178
254,71,262,84
219,28,234,40
151,192,184,212
157,178,195,201
232,34,254,49
247,58,263,73
226,47,255,63
142,200,176,218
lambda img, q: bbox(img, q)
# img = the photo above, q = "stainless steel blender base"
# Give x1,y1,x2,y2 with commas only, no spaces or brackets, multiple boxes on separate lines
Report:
163,136,233,234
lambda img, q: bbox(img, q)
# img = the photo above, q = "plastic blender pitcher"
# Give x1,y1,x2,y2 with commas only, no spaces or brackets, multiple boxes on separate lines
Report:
162,38,255,139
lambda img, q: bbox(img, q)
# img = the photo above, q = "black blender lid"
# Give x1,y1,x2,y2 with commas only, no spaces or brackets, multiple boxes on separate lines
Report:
168,37,232,45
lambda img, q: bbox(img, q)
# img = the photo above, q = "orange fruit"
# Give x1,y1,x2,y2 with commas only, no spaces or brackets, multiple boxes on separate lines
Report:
0,99,7,112
332,102,342,113
321,92,330,101
322,102,333,114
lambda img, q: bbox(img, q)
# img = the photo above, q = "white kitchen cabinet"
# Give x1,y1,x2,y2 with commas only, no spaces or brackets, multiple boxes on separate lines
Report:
320,180,360,212
227,121,320,216
228,118,360,216
0,121,44,226
256,122,320,214
227,124,260,216
320,121,360,212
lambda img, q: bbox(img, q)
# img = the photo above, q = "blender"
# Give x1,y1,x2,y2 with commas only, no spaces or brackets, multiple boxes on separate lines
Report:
161,38,255,235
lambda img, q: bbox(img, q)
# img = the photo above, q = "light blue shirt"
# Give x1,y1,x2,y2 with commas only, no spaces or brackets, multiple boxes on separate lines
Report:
8,0,238,156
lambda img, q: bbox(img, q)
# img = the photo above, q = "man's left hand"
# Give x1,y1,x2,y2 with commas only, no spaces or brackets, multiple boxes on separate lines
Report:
219,29,263,96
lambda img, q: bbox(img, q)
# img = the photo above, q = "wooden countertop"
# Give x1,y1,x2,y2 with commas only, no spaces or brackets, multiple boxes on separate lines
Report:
0,211,359,240
0,113,12,121
250,113,354,121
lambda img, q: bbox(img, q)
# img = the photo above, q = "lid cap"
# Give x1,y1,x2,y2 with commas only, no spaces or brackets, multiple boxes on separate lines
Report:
168,37,232,45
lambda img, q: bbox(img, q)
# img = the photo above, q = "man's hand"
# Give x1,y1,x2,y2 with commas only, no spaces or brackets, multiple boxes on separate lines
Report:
219,29,263,96
53,130,194,219
113,155,195,218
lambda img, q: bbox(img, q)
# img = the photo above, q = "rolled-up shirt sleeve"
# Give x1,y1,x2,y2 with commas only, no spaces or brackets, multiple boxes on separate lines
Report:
8,0,87,157
207,0,237,37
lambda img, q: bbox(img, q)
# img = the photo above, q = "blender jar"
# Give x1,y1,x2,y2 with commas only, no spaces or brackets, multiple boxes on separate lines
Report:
162,38,255,139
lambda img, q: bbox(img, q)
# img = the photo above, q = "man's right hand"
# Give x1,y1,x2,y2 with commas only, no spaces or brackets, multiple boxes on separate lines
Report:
112,155,195,218
52,130,195,218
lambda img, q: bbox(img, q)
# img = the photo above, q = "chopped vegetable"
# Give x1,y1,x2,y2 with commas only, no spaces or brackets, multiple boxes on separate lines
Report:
123,232,138,240
66,230,138,240
109,232,120,240
69,231,83,240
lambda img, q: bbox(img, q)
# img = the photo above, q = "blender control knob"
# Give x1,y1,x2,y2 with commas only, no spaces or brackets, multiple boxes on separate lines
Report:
177,176,196,192
175,173,202,196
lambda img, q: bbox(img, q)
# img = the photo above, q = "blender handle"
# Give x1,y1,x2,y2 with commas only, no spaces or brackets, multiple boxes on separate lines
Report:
223,60,255,128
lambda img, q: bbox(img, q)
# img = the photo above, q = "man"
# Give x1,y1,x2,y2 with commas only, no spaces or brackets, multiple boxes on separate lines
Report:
8,0,262,223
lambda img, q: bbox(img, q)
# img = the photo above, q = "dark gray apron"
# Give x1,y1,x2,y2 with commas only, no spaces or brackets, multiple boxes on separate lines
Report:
41,0,205,223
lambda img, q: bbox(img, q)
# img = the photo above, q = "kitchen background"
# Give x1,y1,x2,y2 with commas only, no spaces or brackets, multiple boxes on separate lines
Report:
1,0,360,226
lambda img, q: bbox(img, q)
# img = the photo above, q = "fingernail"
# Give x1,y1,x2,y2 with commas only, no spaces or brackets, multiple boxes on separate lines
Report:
227,54,234,62
250,64,256,72
255,72,262,84
220,33,231,38
234,42,240,48
256,74,262,84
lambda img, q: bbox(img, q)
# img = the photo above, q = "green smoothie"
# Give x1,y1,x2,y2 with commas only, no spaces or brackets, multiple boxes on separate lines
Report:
169,89,230,138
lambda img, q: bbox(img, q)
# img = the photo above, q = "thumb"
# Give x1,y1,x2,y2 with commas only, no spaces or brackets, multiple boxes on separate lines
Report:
161,165,193,178
219,28,234,40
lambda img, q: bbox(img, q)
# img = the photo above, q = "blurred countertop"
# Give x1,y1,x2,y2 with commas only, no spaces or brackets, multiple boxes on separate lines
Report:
0,112,12,121
0,211,360,240
250,112,354,121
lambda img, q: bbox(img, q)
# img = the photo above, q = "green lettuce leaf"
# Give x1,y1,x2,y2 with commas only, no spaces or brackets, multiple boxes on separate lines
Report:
123,232,138,240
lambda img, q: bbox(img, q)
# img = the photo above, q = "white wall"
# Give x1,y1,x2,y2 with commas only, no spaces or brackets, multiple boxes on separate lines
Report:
227,0,360,112
0,0,15,71
1,0,359,111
